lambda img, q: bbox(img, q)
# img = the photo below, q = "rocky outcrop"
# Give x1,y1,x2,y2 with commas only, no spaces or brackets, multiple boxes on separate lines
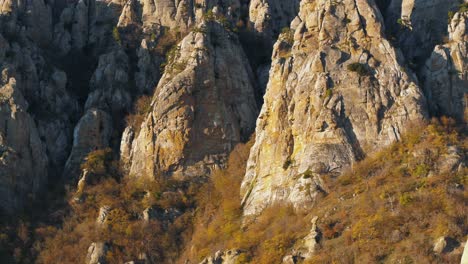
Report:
421,10,467,121
135,39,162,94
462,239,468,264
249,0,300,43
117,0,140,28
23,0,54,46
198,249,244,264
141,0,242,32
283,216,321,262
0,78,48,213
53,0,97,54
63,109,112,179
241,0,427,216
96,205,111,225
383,0,461,66
85,48,132,114
86,242,108,264
125,21,258,180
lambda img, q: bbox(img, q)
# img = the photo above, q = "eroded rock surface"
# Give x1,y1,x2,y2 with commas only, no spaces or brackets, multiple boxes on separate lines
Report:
421,9,468,120
241,0,427,216
198,249,244,264
0,78,48,213
125,21,258,180
64,109,113,179
249,0,300,43
383,0,462,66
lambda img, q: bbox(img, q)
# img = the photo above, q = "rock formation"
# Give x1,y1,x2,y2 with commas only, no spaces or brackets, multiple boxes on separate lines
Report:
86,242,108,264
85,48,132,113
421,9,468,121
382,0,462,66
241,0,427,216
249,0,301,43
53,0,97,54
0,78,48,213
63,109,112,179
124,21,258,180
198,249,244,264
141,0,243,32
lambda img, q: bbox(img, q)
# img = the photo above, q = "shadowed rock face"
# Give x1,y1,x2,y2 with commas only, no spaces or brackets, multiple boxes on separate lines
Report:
124,21,258,180
0,79,48,213
141,0,243,31
249,0,301,43
63,109,113,180
241,0,427,216
421,10,468,121
382,0,461,67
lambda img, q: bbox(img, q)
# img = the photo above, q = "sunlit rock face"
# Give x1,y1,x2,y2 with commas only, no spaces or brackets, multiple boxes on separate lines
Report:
241,0,427,216
141,0,243,31
125,21,258,180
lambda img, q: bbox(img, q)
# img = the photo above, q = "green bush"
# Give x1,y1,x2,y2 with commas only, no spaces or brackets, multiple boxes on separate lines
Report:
347,62,370,76
280,27,294,45
112,27,121,45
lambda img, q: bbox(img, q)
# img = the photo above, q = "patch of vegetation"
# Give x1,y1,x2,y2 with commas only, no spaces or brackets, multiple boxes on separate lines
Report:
36,153,198,263
283,157,293,170
347,62,370,76
81,148,116,178
112,27,121,45
160,44,185,74
458,3,468,13
280,27,294,45
180,138,310,263
203,10,216,22
307,118,467,263
125,95,152,136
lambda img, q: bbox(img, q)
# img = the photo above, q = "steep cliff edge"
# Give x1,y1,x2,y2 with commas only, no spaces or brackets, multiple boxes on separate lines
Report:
241,0,427,216
249,0,300,43
124,21,258,180
382,0,462,67
0,79,48,213
421,9,468,121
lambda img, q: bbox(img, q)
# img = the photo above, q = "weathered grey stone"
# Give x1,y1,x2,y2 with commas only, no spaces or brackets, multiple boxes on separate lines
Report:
63,109,113,180
198,249,243,264
85,48,132,113
249,0,300,43
86,242,108,264
0,78,48,213
241,0,427,216
126,21,258,180
421,10,468,120
383,0,461,66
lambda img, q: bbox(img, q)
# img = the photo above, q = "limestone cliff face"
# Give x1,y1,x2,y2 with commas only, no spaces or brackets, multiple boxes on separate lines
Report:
0,10,79,212
383,0,461,66
0,78,48,213
421,9,468,121
241,0,427,216
64,109,113,179
249,0,300,43
0,0,53,46
55,0,95,53
124,21,258,180
85,48,132,114
141,0,243,31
